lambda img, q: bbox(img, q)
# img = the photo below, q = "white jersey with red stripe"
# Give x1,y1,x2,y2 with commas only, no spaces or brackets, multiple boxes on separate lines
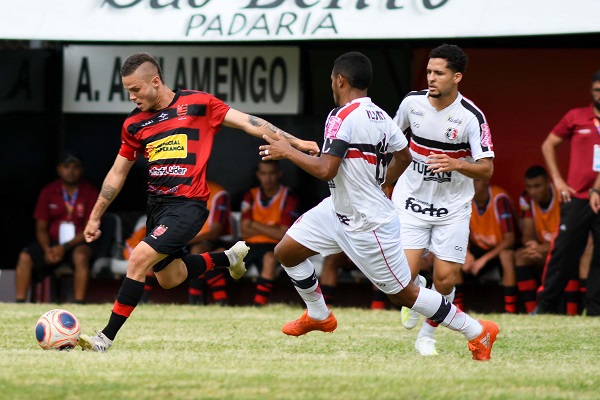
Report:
322,97,408,232
391,90,494,222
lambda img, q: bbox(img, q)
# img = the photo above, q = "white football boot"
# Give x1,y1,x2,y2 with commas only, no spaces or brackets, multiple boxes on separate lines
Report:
79,330,112,352
225,241,250,280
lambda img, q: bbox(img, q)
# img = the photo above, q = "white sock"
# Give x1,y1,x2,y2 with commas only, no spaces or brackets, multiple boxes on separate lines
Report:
282,259,330,320
412,287,482,340
417,284,456,339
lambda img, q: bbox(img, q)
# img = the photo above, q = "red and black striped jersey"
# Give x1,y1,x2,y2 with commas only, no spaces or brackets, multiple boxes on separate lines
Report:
118,89,230,201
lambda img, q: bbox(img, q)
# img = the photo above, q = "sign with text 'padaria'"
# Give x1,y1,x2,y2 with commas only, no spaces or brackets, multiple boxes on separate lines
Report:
63,45,300,115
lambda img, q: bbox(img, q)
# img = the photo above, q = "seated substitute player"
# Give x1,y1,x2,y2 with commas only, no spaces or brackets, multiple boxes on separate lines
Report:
514,165,562,313
259,51,499,361
462,178,517,313
187,180,235,306
240,159,299,306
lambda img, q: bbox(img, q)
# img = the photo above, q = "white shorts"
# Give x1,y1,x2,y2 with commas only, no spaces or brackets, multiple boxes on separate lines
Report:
287,197,411,294
398,208,471,264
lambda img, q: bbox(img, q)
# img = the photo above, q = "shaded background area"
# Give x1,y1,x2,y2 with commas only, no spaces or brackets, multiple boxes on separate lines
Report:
1,36,596,270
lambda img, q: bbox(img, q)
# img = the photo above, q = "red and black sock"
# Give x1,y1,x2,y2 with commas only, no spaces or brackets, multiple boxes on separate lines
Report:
102,277,145,341
503,285,518,313
564,279,580,316
321,284,336,306
515,265,538,313
371,286,387,309
253,277,274,306
188,275,205,305
579,278,587,314
206,270,228,305
453,284,464,311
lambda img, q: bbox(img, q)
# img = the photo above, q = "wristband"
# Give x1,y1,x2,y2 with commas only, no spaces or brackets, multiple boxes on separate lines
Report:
590,188,600,196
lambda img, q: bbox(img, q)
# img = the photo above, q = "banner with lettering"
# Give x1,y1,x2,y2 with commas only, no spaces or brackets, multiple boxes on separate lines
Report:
0,50,45,113
4,1,600,42
63,45,300,114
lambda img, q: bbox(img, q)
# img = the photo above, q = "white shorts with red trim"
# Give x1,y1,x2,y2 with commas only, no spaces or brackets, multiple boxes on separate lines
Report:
398,207,471,264
286,197,411,294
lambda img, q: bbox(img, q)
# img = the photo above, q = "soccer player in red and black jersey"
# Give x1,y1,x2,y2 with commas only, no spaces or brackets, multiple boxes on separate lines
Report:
78,52,319,352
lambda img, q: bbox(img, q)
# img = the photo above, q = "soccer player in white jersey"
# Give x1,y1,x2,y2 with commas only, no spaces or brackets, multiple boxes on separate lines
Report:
391,44,495,356
260,51,498,361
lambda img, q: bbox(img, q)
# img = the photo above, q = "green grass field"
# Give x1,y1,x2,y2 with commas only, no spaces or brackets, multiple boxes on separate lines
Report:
1,303,598,400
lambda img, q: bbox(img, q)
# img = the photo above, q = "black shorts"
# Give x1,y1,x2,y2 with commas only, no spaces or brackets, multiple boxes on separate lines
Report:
143,197,208,271
23,241,89,283
244,242,277,272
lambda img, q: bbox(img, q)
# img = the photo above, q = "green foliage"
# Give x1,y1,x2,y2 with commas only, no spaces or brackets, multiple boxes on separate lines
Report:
2,303,599,400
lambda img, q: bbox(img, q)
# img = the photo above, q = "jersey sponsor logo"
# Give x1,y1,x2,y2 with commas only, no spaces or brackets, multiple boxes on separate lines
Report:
148,165,188,177
151,224,168,239
472,232,497,248
578,129,592,134
481,123,493,147
336,212,351,225
410,108,424,117
325,115,343,139
445,127,458,140
447,115,463,125
146,134,188,161
177,104,188,119
366,109,386,121
148,185,180,195
411,159,452,183
405,197,449,217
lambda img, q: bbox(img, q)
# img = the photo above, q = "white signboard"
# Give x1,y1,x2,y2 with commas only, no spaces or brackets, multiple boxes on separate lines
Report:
3,0,600,42
63,45,300,114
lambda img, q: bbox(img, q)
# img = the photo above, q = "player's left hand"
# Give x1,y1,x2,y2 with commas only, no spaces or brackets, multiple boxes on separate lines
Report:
426,152,458,173
260,133,292,160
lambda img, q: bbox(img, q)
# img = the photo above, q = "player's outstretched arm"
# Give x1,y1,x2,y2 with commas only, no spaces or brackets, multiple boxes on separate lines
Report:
259,133,341,181
223,108,320,155
84,155,135,242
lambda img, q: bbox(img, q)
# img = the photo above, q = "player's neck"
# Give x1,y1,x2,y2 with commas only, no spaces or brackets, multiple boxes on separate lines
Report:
62,182,79,194
338,89,367,106
429,91,458,111
154,87,176,110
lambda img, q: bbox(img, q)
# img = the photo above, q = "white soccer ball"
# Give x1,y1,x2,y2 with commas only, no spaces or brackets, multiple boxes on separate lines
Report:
35,308,81,350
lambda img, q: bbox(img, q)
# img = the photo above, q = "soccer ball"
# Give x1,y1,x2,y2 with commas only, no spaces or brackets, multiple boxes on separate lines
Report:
35,308,81,350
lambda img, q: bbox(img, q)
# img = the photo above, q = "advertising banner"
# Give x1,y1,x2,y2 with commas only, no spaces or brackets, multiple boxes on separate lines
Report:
3,1,600,42
63,45,300,114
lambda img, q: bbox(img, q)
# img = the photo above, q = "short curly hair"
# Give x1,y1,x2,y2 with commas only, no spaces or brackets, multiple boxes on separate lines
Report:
429,44,468,74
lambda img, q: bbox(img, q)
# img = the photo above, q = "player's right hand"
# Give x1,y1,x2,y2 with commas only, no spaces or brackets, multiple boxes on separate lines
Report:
84,218,102,242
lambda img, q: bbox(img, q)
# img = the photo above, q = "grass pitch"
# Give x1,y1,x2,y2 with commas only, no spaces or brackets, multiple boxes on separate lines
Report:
1,303,599,400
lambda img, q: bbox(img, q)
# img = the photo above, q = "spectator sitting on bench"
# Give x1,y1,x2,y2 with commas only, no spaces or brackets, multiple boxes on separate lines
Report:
240,160,299,306
462,178,517,313
15,153,99,303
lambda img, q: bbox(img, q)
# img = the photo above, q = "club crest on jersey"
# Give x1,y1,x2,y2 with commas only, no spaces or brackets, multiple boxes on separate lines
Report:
177,104,188,119
151,225,168,239
445,127,458,140
481,123,493,147
325,116,343,139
